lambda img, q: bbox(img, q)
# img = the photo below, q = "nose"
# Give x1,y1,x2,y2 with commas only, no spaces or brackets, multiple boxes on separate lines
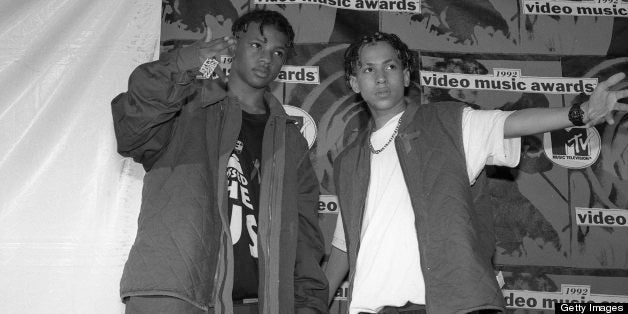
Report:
375,71,386,84
259,49,271,65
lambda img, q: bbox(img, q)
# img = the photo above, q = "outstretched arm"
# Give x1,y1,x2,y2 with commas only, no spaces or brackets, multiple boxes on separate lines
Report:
504,72,628,138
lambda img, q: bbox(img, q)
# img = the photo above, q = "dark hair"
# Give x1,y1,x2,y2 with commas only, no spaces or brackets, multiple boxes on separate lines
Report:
232,9,295,49
343,32,415,87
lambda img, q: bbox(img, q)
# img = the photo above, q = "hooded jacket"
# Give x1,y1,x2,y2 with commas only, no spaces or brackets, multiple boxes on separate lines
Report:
111,45,328,314
333,102,505,313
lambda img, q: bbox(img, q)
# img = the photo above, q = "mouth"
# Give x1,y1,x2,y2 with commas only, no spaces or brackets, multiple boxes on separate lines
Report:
374,89,390,97
253,67,270,78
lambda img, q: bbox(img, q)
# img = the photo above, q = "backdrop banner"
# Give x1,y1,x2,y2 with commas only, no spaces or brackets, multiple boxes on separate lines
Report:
1,1,626,313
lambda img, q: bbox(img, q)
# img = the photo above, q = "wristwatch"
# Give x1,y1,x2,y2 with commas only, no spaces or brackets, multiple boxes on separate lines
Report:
568,102,585,126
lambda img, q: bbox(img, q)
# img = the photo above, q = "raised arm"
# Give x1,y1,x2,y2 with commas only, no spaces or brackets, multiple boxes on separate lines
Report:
504,72,628,139
111,32,234,169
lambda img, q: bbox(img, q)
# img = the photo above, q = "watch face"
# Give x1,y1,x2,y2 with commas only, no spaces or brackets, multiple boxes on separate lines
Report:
569,103,585,126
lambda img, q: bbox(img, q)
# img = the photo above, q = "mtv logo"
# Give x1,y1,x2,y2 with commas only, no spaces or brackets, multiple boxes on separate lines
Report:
550,128,589,156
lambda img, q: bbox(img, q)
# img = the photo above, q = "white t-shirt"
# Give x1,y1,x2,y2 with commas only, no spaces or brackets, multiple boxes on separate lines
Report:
332,108,520,314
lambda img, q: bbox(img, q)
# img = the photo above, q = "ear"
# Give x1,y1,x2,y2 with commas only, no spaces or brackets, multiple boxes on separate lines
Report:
349,75,360,94
403,68,410,87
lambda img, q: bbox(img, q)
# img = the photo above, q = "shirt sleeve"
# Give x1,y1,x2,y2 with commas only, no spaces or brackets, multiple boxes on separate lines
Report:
331,211,347,252
462,107,521,185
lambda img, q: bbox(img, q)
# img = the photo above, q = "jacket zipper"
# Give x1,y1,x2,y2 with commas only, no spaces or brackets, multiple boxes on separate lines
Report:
259,116,278,314
212,101,230,314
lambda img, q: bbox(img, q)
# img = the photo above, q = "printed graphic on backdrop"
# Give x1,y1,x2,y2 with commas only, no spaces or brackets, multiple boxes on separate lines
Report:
254,0,421,13
382,1,521,53
522,0,628,17
419,52,565,108
500,270,628,311
276,66,320,84
255,4,379,43
561,56,628,269
575,207,628,228
381,0,616,55
161,1,379,52
420,70,597,94
283,105,318,148
162,1,377,49
518,0,616,55
283,43,371,195
543,127,601,169
318,194,340,214
161,0,249,53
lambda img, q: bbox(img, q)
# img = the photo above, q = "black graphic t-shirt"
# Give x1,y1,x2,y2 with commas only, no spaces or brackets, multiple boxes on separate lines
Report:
226,110,267,301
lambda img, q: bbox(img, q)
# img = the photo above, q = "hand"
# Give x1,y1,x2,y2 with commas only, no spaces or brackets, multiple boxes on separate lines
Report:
585,72,628,127
195,27,237,82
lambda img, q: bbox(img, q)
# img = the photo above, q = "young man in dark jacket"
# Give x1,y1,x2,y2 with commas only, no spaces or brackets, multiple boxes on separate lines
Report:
112,10,328,314
325,32,628,313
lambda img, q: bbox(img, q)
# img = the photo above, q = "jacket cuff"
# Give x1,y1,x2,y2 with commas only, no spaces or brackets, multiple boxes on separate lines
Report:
176,44,203,73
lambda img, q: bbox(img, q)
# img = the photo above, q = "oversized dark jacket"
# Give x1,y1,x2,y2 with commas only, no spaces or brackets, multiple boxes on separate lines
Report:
334,102,506,313
111,44,328,314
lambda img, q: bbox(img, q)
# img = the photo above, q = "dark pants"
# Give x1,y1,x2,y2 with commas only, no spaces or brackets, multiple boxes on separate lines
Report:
125,296,258,314
359,303,426,314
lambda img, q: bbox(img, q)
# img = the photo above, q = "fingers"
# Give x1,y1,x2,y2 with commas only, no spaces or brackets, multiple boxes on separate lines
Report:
214,63,229,83
604,112,615,125
220,36,237,50
615,89,628,101
586,72,627,126
597,72,626,90
199,36,236,55
616,102,628,112
598,102,628,126
204,26,212,43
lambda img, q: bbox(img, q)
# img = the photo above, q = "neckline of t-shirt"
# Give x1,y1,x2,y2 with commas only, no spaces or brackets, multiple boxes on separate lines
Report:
371,111,404,140
242,109,269,123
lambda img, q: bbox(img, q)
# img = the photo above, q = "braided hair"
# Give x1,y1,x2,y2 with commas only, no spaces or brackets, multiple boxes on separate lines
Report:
343,32,415,89
232,9,295,49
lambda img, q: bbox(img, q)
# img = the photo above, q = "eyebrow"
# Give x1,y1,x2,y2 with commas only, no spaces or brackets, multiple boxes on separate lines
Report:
255,35,268,43
360,58,397,66
252,34,289,49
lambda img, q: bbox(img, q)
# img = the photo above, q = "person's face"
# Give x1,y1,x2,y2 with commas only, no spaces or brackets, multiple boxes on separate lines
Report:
349,41,410,117
230,22,288,90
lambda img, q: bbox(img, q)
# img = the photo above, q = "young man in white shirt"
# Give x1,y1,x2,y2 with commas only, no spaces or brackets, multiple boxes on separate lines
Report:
325,32,628,314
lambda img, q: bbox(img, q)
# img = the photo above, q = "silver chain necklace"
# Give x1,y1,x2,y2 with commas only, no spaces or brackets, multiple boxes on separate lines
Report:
368,116,402,154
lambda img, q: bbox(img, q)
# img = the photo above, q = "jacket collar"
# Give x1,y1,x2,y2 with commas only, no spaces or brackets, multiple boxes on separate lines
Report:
355,100,422,138
200,80,288,119
398,101,420,134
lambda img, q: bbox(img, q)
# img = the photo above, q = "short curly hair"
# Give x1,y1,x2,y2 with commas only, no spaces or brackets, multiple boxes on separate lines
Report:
232,9,295,49
343,32,415,88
